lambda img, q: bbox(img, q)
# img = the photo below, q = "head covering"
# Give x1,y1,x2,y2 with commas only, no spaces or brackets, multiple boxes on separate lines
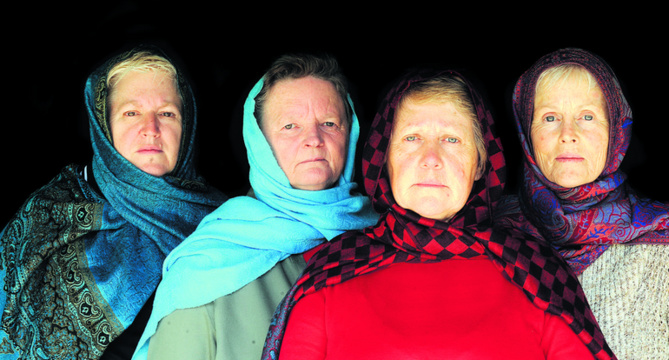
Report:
495,48,669,274
132,77,378,359
0,45,226,359
262,68,616,360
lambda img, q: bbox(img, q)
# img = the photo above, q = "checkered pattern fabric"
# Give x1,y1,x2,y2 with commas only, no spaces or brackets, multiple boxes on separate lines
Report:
495,48,669,274
262,69,615,359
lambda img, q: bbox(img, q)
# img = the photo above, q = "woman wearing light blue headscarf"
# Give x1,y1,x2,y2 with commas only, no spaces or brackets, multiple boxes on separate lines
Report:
0,45,226,360
134,53,378,360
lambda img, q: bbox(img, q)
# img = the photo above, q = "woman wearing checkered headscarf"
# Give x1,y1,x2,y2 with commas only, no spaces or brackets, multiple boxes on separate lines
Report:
262,68,615,359
495,48,669,358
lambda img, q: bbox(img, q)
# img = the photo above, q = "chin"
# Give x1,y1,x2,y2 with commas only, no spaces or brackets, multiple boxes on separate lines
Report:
551,174,596,188
291,179,337,191
291,172,338,191
407,198,457,222
138,165,172,177
417,210,455,222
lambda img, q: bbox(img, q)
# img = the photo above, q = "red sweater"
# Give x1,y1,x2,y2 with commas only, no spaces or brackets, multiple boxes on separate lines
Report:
280,258,593,359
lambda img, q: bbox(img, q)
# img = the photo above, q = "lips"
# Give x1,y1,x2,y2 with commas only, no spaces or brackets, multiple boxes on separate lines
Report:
556,153,584,162
414,180,445,187
299,157,327,165
137,145,163,154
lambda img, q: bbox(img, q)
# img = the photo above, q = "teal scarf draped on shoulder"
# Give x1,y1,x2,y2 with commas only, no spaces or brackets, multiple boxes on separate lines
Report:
0,46,226,359
133,79,379,359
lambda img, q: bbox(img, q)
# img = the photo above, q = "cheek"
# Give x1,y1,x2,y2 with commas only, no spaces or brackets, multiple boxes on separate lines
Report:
166,125,183,151
386,153,405,193
332,136,348,167
270,139,297,170
110,122,130,153
530,129,550,155
588,132,609,166
448,157,476,188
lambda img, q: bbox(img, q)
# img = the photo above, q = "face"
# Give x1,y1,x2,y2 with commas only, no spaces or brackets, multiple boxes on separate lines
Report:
387,99,481,222
531,72,609,188
261,76,349,191
109,70,183,177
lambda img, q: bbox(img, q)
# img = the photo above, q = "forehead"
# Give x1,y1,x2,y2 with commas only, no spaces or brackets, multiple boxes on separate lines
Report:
394,99,475,131
535,68,605,104
266,77,343,110
110,70,179,100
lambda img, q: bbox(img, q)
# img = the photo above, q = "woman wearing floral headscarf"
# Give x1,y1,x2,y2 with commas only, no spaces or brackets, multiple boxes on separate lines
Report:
495,48,669,358
0,46,226,359
262,68,615,359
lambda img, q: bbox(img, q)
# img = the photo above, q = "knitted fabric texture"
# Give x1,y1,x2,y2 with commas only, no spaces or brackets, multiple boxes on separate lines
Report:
578,244,669,359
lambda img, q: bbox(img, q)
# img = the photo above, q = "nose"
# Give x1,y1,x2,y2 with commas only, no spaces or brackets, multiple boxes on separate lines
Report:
559,120,578,143
420,142,443,169
140,114,161,137
302,124,324,148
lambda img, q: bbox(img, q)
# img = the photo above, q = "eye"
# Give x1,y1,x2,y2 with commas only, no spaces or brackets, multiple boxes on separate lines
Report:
323,121,336,127
544,115,556,122
160,112,177,118
445,137,459,143
124,111,138,117
583,114,594,121
284,124,295,130
404,135,417,142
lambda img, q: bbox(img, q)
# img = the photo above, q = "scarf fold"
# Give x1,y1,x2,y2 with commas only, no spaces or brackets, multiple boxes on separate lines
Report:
495,48,669,274
132,78,378,359
262,68,615,360
0,46,226,359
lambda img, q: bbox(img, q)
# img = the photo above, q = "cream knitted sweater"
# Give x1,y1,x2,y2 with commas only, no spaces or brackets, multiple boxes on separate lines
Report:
578,244,669,359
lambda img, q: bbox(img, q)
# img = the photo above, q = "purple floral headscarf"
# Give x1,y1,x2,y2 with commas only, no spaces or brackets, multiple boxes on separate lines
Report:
496,48,669,274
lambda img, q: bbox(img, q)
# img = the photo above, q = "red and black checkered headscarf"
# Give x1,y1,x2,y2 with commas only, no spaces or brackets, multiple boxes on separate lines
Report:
262,69,615,359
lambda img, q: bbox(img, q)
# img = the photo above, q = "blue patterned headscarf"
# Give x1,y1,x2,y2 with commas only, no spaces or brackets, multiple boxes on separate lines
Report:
132,76,379,359
495,48,669,274
0,46,226,359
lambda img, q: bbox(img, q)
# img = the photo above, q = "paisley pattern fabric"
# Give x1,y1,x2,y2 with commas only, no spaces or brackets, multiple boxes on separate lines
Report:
262,69,615,360
0,46,226,359
495,48,669,274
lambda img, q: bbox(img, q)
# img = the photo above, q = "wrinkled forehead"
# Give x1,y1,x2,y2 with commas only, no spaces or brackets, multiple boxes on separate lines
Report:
535,65,601,96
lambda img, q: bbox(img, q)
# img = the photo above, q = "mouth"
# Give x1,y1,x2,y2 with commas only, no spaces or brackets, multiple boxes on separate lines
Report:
556,153,584,162
299,158,327,165
414,180,445,188
137,145,163,154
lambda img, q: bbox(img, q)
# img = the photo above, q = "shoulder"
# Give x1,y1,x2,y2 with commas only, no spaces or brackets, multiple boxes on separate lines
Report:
579,244,669,295
579,244,669,359
581,244,669,281
26,164,100,203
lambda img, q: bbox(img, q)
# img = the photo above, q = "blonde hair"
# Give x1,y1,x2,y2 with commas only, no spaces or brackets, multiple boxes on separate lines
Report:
536,64,599,95
399,74,487,177
107,50,179,96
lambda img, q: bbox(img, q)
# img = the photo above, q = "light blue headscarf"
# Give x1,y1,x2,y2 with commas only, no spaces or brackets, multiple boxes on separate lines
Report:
133,78,378,359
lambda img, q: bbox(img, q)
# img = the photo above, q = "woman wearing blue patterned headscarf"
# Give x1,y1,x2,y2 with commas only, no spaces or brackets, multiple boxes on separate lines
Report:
134,53,378,360
0,45,226,359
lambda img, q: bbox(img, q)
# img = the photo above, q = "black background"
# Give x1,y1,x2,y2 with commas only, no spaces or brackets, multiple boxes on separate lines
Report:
4,4,668,225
